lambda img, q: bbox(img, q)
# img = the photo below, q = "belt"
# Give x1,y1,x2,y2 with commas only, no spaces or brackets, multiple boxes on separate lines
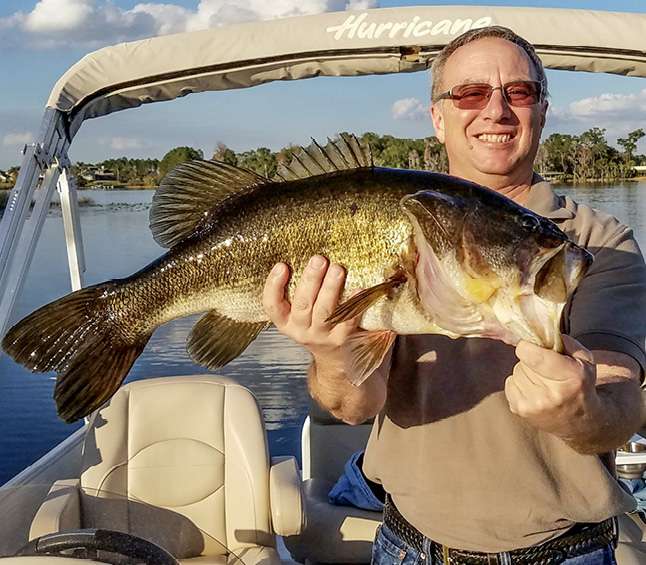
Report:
382,496,618,565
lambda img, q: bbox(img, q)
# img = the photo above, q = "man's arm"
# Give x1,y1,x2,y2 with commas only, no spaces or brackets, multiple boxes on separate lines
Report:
263,255,387,425
505,335,644,454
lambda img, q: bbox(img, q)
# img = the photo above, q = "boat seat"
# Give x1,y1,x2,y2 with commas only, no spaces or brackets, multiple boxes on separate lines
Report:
284,402,381,564
29,375,304,564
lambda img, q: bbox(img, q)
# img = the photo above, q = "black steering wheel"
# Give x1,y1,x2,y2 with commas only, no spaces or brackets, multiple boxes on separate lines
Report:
16,529,179,565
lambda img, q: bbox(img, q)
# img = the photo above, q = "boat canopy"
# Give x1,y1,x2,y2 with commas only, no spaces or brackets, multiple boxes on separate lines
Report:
51,5,646,138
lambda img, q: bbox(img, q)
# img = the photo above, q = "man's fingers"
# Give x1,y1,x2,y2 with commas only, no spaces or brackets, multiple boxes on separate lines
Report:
312,263,346,323
262,263,291,326
515,339,583,382
290,255,328,327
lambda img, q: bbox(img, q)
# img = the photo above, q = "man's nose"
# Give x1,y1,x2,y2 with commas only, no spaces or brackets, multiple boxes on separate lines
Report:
481,87,513,120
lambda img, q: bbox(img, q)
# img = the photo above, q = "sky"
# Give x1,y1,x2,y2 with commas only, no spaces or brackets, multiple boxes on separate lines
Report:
1,0,646,169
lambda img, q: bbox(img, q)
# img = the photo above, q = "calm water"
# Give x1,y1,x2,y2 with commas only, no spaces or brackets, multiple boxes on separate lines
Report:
0,183,644,484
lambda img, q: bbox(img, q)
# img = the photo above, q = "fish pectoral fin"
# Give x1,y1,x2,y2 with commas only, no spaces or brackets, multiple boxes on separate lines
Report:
345,330,396,387
326,273,407,325
187,311,269,369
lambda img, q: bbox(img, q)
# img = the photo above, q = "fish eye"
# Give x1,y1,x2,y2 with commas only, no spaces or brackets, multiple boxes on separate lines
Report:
520,214,541,231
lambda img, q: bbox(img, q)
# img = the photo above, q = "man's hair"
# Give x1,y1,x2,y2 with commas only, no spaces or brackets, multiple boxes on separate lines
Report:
430,26,548,102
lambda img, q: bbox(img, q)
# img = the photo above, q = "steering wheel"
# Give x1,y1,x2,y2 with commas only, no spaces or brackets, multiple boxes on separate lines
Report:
16,529,179,565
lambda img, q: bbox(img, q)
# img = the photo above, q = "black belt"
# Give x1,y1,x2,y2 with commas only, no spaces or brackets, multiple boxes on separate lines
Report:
383,496,618,565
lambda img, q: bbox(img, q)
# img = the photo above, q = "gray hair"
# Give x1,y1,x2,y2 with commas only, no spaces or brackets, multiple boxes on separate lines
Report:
430,26,548,102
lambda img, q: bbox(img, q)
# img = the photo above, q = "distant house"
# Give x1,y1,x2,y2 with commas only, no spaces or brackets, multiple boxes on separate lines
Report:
93,168,117,181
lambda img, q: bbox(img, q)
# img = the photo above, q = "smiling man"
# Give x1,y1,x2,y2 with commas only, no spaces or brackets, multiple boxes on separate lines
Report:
263,26,646,565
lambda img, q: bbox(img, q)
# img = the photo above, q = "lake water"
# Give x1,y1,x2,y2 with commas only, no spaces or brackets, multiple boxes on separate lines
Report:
0,182,644,485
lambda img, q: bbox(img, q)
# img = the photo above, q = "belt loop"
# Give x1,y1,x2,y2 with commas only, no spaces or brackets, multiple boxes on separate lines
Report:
611,516,619,549
442,545,450,565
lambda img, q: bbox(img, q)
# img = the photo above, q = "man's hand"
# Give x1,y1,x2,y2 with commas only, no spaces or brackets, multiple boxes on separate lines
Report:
505,334,642,453
262,255,387,424
262,255,358,360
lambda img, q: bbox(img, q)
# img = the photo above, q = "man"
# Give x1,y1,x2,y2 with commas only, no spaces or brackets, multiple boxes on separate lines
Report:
263,26,646,564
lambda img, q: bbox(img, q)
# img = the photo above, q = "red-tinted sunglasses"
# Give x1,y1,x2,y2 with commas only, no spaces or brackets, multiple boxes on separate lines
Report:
435,80,543,110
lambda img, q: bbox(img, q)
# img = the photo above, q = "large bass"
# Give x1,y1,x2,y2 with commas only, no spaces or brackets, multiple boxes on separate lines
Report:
2,134,592,422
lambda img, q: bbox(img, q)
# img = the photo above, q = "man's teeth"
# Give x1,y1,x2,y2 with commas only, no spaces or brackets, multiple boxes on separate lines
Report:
478,133,512,143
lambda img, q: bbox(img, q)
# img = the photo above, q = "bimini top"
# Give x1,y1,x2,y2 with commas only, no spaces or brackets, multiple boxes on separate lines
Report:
48,5,646,137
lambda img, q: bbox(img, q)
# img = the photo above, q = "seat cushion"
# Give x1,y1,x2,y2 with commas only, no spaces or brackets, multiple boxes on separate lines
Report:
179,547,282,564
284,479,381,563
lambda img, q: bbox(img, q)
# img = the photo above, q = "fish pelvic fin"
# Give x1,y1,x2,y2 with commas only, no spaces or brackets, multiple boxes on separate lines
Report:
345,330,396,387
326,272,407,325
187,310,269,369
150,160,268,248
274,133,373,181
1,284,152,423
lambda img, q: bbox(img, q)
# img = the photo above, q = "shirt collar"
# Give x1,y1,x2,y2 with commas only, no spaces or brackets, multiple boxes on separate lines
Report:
523,174,575,221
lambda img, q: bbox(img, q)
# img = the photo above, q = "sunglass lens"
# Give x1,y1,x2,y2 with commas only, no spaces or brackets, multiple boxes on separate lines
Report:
504,82,540,106
452,84,491,109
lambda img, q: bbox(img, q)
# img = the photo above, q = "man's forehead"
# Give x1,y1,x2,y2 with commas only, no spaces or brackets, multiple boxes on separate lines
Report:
442,38,536,81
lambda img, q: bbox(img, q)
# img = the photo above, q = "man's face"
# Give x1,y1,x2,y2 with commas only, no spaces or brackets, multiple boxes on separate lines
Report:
431,37,547,189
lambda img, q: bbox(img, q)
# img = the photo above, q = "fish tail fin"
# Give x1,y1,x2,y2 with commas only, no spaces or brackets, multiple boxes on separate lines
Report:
2,283,151,422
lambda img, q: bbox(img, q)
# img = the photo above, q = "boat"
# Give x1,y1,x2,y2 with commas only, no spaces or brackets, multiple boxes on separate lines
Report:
1,4,646,563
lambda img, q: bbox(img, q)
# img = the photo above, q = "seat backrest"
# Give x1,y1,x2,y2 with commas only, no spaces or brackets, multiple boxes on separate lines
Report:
306,400,373,484
79,375,274,558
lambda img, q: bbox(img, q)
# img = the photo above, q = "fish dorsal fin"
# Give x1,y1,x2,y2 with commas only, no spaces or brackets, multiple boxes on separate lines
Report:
275,133,373,181
150,160,267,248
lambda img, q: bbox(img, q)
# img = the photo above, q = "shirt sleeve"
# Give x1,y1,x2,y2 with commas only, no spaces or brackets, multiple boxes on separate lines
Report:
562,211,646,376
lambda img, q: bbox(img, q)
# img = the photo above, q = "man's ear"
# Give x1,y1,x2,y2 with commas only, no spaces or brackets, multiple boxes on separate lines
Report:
431,103,445,143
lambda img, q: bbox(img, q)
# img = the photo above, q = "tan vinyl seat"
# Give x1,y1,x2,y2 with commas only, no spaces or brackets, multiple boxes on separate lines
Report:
284,402,381,564
29,375,304,564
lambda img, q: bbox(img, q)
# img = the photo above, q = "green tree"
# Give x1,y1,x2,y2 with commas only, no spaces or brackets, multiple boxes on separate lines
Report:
238,147,276,178
212,142,238,166
617,128,645,176
159,146,203,180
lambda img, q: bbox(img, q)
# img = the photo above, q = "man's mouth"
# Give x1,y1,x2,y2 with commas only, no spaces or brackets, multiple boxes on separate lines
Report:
476,133,514,143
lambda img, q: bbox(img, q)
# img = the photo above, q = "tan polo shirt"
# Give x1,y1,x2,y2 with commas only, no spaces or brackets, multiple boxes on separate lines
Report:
363,180,646,553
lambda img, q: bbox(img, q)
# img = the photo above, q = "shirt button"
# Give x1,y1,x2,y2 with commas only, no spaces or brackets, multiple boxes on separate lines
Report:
420,553,426,560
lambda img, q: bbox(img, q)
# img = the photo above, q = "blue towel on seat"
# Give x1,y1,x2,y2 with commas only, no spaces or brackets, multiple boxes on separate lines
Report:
328,450,384,512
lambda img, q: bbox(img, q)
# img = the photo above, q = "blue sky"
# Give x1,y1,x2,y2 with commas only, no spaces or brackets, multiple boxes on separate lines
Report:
1,0,646,169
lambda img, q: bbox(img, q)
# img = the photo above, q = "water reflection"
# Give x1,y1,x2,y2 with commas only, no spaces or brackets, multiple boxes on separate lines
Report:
0,184,644,484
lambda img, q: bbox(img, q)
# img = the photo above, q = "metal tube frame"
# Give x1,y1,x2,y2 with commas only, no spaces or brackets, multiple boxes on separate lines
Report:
0,108,84,341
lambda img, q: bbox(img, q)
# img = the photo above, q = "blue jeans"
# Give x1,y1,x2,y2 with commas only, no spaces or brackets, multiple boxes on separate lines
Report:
371,523,617,565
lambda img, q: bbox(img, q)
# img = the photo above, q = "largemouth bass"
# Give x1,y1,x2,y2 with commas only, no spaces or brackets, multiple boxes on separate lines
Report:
2,134,592,422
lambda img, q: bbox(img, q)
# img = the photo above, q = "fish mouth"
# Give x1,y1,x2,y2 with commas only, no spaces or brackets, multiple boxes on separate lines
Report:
517,242,593,349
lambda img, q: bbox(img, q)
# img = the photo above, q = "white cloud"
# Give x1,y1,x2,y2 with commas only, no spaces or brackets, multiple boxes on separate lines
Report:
109,137,144,150
2,132,33,147
544,89,646,151
23,0,94,32
392,97,428,121
567,89,646,119
1,0,379,48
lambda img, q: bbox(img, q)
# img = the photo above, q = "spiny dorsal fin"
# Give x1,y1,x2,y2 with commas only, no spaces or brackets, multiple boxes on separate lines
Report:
150,160,267,248
275,133,373,181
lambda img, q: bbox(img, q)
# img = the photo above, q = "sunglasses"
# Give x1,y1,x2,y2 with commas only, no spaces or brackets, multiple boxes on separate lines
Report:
435,80,543,110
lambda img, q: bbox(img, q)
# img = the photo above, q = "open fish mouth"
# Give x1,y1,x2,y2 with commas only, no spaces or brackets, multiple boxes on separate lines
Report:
401,190,593,351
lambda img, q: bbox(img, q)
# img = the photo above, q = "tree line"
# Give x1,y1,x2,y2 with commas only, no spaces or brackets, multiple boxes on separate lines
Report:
24,127,646,188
